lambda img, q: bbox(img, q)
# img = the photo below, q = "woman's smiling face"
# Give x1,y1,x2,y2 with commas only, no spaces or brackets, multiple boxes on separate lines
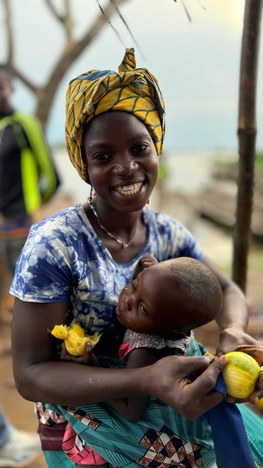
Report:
83,111,159,213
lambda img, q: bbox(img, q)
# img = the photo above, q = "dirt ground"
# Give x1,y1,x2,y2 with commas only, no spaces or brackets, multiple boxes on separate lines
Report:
0,192,262,468
0,322,46,467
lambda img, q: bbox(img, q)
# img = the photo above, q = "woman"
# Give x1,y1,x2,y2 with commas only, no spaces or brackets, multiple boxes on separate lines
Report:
11,49,263,467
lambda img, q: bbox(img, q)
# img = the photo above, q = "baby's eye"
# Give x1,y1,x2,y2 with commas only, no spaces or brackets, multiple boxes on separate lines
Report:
139,303,148,315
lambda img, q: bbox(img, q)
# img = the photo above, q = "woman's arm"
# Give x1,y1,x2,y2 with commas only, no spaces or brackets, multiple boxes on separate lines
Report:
202,256,261,353
108,348,158,421
11,297,227,419
11,298,148,405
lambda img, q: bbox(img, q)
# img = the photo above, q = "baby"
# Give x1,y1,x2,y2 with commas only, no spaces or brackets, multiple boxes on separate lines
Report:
58,256,223,467
117,255,222,337
113,256,223,420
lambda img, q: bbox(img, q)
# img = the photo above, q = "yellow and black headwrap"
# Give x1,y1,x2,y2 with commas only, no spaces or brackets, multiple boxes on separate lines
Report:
65,48,166,183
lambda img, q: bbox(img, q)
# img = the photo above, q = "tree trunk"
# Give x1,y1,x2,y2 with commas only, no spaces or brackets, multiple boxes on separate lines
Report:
232,0,262,292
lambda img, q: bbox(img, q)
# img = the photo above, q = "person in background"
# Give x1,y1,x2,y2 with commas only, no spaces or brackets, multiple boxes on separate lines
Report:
10,48,263,468
0,64,60,316
0,64,59,467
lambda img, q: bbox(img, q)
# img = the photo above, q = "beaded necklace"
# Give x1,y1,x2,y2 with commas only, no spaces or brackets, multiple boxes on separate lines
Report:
90,198,137,249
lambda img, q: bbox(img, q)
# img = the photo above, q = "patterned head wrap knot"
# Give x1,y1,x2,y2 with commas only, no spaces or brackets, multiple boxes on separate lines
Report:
65,48,166,183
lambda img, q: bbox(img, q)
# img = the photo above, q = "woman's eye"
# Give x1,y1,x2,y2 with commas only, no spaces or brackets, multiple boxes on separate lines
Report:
133,144,148,154
93,153,111,161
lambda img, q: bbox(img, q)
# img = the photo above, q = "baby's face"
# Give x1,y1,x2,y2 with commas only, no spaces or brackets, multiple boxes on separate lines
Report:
116,264,178,335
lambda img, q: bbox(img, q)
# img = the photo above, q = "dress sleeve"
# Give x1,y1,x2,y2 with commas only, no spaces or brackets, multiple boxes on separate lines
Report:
10,221,72,303
151,210,205,261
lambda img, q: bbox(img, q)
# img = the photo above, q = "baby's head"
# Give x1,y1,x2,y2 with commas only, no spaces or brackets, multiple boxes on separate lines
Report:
116,257,223,336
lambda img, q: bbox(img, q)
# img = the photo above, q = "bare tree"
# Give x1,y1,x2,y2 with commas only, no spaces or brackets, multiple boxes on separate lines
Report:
232,0,262,292
2,0,130,128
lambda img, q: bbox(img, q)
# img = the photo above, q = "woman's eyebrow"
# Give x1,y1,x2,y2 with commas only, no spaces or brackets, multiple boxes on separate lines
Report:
86,142,112,150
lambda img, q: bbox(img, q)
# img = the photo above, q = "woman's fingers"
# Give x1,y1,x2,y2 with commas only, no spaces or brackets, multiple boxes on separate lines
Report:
174,355,214,377
150,355,228,419
235,344,263,366
185,355,227,395
248,370,263,407
178,356,227,419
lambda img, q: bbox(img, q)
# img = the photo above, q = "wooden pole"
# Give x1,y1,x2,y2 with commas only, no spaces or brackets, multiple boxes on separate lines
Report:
232,0,262,292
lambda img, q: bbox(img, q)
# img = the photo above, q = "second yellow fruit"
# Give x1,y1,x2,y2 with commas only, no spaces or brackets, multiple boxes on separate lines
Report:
222,351,261,399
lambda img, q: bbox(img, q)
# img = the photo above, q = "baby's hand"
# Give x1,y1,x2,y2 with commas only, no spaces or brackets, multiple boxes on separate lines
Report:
60,342,100,366
133,256,158,278
138,256,158,270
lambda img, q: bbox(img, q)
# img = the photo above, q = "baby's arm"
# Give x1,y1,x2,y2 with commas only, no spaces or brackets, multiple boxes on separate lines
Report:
107,347,158,421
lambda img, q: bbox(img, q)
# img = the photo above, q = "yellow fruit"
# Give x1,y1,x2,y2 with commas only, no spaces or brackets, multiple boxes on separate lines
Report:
51,321,101,356
222,351,261,399
51,324,69,340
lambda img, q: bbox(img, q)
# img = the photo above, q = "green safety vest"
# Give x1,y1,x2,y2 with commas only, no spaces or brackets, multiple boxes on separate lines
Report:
0,111,59,215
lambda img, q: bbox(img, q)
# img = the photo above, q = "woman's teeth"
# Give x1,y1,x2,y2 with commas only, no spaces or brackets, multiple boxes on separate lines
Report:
115,182,143,196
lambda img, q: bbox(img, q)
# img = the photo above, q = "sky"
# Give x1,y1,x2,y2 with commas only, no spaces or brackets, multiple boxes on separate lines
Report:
0,0,263,152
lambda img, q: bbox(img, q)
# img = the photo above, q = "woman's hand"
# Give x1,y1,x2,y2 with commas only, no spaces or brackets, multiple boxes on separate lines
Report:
147,354,228,420
217,326,263,355
248,371,263,408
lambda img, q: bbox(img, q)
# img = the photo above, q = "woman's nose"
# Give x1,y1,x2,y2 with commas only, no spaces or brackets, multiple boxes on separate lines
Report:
113,156,138,175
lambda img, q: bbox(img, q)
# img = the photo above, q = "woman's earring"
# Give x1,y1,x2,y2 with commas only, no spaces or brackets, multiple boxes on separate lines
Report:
89,185,94,203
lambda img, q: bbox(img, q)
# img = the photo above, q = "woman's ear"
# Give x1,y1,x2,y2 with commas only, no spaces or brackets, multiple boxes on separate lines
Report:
81,143,90,184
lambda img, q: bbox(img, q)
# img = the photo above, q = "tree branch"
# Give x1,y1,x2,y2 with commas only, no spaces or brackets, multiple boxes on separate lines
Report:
44,0,65,23
44,0,76,45
35,0,129,127
3,0,14,65
110,0,145,59
9,65,41,94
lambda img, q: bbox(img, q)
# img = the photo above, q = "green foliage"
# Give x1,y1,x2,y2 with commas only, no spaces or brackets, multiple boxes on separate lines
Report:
255,152,263,170
213,152,263,173
157,162,168,184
